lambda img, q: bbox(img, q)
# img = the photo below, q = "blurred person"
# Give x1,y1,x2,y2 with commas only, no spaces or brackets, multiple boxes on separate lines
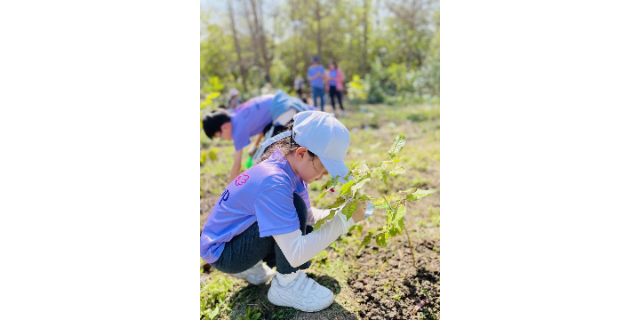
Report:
294,75,304,98
227,88,243,110
202,91,316,183
201,111,373,312
307,56,326,111
325,60,346,117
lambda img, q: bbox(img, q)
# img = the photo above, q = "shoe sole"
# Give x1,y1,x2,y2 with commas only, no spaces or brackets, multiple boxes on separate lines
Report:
267,287,334,312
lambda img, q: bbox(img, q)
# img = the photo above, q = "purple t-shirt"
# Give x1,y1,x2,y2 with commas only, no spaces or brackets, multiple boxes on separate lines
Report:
231,95,274,151
200,149,311,264
329,69,337,86
307,65,325,89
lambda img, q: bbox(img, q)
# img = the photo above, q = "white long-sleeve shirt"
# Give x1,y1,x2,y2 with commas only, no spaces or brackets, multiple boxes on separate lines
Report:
274,208,355,268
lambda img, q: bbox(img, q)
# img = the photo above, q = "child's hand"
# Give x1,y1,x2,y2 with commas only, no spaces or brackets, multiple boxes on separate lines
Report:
248,144,258,156
351,201,368,223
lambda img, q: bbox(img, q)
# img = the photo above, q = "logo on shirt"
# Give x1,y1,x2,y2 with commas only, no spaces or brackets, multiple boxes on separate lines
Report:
218,189,230,205
235,102,252,119
235,173,250,186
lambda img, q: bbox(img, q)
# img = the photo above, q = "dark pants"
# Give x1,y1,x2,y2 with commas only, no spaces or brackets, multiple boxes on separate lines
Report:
329,85,344,112
261,120,294,137
296,88,302,98
212,193,313,275
312,87,325,111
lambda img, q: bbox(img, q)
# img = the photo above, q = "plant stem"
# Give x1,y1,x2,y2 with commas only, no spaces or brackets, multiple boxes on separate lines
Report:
382,196,395,227
403,223,417,268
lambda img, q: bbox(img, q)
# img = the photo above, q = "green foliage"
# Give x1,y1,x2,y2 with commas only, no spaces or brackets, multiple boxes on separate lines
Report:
200,273,234,320
347,75,367,100
388,134,406,158
315,134,437,254
200,2,440,102
201,148,219,166
200,151,207,166
200,76,225,111
208,148,218,161
238,306,261,320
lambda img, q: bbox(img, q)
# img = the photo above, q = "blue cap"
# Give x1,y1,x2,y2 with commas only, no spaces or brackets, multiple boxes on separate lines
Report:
292,111,350,182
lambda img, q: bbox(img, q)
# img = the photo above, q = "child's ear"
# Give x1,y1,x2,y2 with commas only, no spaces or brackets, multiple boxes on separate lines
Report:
296,147,307,160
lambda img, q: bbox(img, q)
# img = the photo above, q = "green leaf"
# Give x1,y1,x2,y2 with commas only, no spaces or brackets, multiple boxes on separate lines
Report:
389,166,405,176
389,225,402,237
325,196,346,209
206,92,220,101
399,187,417,193
375,233,388,247
343,201,359,220
406,189,438,201
207,76,224,92
358,231,374,253
210,306,220,318
208,149,217,161
388,134,406,158
393,204,406,224
314,209,338,230
358,194,375,201
320,176,340,193
339,180,355,197
351,178,371,195
200,151,207,165
355,163,370,176
356,224,364,236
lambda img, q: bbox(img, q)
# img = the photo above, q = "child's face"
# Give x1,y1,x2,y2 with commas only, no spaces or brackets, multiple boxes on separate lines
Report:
291,147,329,183
214,122,232,140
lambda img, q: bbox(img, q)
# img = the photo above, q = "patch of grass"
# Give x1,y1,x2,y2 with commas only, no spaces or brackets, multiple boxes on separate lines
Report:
200,271,236,320
429,207,441,228
238,306,262,320
393,288,403,301
270,307,297,320
200,103,440,319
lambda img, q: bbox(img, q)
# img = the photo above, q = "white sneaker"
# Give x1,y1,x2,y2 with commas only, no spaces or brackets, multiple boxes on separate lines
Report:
268,271,334,312
229,261,276,285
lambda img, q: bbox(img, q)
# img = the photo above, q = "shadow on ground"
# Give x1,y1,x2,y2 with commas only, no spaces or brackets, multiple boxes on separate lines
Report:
228,273,358,320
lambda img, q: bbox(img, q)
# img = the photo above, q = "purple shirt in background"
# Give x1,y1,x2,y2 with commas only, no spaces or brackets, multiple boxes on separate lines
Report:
307,65,325,89
328,69,338,86
200,149,311,263
230,95,275,151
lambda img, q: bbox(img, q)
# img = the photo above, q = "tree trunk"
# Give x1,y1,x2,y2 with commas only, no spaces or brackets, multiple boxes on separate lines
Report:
315,0,322,58
248,0,272,84
228,0,248,92
362,0,368,75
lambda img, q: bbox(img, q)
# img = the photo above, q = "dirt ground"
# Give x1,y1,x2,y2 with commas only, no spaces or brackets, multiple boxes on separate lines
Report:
200,103,440,319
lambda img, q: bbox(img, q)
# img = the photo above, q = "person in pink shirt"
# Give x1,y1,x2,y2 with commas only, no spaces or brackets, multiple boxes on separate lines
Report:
325,59,346,117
